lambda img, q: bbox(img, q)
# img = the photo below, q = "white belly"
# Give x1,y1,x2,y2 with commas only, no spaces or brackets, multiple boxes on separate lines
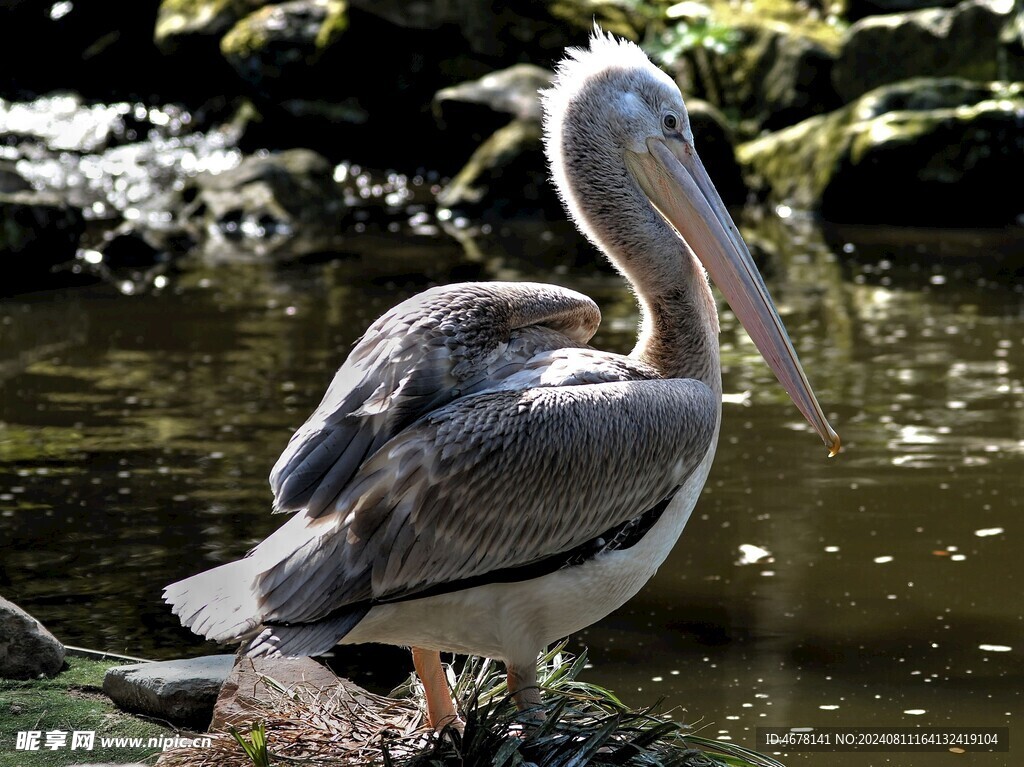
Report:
342,449,714,668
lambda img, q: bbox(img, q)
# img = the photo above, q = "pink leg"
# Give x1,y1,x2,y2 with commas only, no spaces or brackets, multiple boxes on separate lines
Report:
507,662,543,713
411,647,462,731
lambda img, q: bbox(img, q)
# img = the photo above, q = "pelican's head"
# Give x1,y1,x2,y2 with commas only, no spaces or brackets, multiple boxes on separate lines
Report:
542,29,840,456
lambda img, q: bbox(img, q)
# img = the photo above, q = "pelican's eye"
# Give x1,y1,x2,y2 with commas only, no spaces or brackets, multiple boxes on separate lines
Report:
662,112,680,133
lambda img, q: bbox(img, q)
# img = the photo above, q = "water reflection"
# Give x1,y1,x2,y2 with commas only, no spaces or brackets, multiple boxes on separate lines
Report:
0,214,1020,765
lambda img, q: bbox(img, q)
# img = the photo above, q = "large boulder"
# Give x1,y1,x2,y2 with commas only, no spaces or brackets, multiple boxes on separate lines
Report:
0,596,65,678
433,64,553,156
833,0,1022,102
738,78,1024,225
174,148,350,259
437,118,554,218
177,1,649,168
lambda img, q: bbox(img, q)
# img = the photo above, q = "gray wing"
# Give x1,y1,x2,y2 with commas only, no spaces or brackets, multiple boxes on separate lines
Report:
270,281,603,516
253,374,717,626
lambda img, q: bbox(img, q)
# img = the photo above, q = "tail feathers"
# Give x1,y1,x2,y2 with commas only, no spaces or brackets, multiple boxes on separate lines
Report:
246,604,371,658
163,557,264,643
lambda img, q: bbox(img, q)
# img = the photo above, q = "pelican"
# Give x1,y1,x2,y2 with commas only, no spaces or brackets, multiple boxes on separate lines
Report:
164,30,840,731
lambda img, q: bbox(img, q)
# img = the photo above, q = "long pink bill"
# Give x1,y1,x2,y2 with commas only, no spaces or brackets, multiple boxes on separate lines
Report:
626,137,841,456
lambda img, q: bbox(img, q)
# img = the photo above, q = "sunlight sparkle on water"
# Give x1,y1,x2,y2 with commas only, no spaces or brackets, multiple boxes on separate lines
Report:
737,544,772,565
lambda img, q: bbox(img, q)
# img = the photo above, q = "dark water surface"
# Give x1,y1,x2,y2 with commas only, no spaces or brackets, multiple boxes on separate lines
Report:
1,215,1021,766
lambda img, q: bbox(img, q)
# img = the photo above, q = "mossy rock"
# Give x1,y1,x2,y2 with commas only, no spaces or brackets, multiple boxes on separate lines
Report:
437,119,557,218
738,78,1024,225
155,0,273,53
220,0,342,85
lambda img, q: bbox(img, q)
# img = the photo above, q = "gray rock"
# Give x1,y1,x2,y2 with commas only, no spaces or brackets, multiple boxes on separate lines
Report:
176,148,350,261
687,100,747,208
437,119,555,218
103,655,235,727
755,34,840,132
833,0,1021,102
433,64,553,149
0,596,65,679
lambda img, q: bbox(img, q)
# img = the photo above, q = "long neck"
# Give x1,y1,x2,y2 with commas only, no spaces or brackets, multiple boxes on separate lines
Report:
631,243,721,393
559,152,721,392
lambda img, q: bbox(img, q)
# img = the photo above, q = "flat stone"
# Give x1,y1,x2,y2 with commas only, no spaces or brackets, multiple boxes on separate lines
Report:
103,655,235,727
0,596,65,679
210,655,375,730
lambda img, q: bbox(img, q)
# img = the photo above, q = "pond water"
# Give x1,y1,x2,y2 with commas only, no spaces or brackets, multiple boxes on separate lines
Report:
1,214,1021,766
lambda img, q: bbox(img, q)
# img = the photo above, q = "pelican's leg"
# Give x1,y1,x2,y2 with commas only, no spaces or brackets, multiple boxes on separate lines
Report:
507,661,543,714
411,647,463,732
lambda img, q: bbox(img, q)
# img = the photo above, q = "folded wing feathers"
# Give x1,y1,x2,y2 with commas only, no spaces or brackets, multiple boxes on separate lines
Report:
268,283,601,519
167,282,690,652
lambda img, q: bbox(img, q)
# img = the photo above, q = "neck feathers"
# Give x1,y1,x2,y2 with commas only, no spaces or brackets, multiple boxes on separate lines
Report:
546,110,721,389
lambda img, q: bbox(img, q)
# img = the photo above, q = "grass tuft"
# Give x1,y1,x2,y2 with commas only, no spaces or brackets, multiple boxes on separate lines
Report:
228,721,270,767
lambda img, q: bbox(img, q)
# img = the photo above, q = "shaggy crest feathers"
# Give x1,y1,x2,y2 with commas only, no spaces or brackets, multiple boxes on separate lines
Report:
540,26,675,171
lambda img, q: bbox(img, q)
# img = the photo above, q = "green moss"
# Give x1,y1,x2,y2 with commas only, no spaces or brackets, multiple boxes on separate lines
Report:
156,0,270,48
159,0,234,14
220,9,270,60
0,657,173,767
315,0,348,51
